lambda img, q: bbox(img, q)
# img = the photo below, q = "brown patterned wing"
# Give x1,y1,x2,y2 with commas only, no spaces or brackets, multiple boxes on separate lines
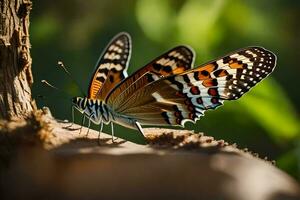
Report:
108,47,276,126
106,45,195,106
88,32,131,100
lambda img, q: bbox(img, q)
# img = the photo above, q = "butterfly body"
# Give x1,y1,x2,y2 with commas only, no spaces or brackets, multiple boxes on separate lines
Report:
70,32,276,141
72,96,140,130
72,97,106,125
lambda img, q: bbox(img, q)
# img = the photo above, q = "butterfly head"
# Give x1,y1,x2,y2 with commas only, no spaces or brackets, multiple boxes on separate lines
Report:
72,97,86,113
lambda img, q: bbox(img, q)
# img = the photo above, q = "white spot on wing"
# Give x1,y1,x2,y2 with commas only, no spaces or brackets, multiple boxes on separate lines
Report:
151,92,176,105
116,40,124,47
104,52,121,60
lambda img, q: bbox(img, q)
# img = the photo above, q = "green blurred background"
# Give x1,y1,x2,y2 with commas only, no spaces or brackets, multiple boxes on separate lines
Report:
31,0,300,180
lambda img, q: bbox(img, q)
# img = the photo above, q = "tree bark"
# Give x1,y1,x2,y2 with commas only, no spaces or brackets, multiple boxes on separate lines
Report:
1,110,299,200
0,0,35,120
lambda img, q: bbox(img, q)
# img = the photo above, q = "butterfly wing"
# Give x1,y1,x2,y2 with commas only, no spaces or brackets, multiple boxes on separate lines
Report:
107,47,276,126
88,32,131,100
106,45,195,106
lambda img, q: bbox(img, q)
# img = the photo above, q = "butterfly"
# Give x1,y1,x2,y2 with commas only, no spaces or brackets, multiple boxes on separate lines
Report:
71,32,276,142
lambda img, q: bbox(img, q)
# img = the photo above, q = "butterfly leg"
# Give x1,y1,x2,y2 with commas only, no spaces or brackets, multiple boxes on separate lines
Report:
111,122,116,143
86,114,93,137
79,115,86,134
66,106,75,128
135,121,145,138
98,120,104,145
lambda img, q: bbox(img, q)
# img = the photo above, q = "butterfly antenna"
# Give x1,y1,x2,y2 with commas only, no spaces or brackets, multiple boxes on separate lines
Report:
41,79,59,90
58,61,86,97
41,79,72,98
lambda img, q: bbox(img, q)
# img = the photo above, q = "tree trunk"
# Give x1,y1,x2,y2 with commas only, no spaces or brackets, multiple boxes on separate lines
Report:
0,0,35,120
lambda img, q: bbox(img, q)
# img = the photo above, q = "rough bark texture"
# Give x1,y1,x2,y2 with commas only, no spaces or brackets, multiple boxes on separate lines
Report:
0,109,299,200
0,0,35,120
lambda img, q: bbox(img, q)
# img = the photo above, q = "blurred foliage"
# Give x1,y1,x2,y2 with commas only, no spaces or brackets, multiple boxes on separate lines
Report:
30,0,300,180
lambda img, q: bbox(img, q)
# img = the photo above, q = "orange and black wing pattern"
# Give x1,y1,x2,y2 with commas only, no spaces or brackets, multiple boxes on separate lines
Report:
88,32,131,100
109,47,276,126
106,45,195,106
